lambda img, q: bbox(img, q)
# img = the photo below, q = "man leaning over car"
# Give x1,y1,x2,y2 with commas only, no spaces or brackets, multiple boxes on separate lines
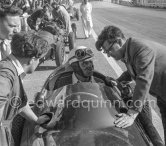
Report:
95,25,165,146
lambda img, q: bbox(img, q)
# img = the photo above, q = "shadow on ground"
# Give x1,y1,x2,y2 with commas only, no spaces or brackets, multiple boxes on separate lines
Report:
36,65,57,71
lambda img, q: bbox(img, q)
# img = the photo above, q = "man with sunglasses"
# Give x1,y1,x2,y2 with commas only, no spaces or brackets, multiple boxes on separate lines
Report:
95,25,166,145
0,32,53,146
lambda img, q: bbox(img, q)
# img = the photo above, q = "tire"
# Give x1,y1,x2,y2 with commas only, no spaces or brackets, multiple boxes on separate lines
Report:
68,32,75,51
76,9,79,21
55,41,66,66
71,23,77,39
11,114,25,146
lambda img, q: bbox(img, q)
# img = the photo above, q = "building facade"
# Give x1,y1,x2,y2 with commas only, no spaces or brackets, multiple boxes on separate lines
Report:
136,0,166,7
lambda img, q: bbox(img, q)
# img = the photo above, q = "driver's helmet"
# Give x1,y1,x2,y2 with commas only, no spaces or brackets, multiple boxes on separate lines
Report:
68,46,94,64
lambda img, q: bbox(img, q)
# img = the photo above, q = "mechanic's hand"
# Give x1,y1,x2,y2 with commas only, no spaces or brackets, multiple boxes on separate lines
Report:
114,113,135,128
105,76,117,87
114,109,139,128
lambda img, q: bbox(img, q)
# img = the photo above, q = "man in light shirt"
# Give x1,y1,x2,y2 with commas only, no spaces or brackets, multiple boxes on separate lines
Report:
80,0,93,39
0,5,22,61
0,32,52,146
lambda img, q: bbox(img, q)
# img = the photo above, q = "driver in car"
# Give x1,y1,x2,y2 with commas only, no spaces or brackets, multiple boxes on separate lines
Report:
46,46,107,92
68,46,95,83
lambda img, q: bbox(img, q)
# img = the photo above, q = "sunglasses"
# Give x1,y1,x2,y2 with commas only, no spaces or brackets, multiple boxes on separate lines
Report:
104,40,117,54
75,48,94,60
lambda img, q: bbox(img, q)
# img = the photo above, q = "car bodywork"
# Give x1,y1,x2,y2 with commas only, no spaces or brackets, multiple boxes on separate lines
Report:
13,64,153,146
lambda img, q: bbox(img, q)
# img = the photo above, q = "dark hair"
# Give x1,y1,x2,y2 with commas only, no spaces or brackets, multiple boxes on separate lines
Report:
0,4,23,18
11,32,49,58
51,1,59,9
43,3,52,11
95,25,125,51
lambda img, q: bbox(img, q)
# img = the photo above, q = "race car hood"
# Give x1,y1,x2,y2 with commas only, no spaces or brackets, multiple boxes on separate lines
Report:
36,83,148,146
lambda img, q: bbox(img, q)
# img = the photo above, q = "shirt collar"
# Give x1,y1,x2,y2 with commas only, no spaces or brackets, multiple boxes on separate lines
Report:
3,39,11,45
0,39,10,43
72,72,95,84
8,54,25,77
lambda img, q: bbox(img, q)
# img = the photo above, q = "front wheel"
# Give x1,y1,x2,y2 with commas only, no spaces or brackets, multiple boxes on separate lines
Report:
54,41,66,66
11,114,25,146
75,9,79,21
68,32,75,51
71,23,77,40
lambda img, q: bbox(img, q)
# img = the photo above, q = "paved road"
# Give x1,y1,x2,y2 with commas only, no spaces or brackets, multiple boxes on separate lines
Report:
24,2,165,142
93,2,166,46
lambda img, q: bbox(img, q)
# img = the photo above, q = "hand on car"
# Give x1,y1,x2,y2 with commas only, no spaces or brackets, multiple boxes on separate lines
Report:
114,110,139,128
105,76,118,87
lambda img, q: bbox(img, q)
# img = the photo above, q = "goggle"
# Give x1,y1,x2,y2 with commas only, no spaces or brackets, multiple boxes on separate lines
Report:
75,48,94,60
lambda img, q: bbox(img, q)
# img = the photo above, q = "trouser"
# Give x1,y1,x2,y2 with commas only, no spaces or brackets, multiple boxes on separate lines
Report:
157,98,166,146
137,100,165,146
81,17,93,38
0,120,14,146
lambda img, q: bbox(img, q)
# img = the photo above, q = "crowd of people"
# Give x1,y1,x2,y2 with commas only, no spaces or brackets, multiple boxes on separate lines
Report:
0,0,166,146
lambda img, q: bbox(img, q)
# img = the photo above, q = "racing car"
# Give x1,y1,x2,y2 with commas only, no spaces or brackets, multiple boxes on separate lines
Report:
36,28,67,67
12,64,163,146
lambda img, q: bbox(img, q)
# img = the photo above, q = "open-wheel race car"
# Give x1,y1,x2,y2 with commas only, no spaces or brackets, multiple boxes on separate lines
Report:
35,18,75,66
37,30,66,67
11,63,164,146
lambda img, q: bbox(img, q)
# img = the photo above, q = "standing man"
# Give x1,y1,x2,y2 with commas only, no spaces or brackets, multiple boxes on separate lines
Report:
0,32,51,146
51,1,72,34
95,25,166,145
27,3,53,31
0,5,22,61
80,0,93,39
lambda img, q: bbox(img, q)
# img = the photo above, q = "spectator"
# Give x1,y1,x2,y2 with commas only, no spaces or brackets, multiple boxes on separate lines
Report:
95,25,166,145
27,3,53,31
0,5,22,60
80,0,93,39
0,32,52,146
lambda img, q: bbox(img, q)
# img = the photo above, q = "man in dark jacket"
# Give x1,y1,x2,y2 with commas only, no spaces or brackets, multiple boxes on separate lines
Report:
0,32,52,146
95,25,166,145
27,3,53,31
